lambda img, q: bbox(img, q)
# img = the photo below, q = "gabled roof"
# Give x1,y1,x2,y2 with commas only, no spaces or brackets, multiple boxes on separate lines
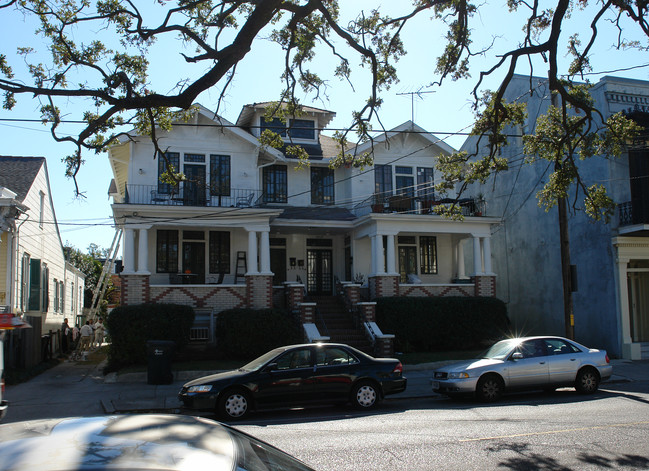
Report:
355,121,456,155
0,156,45,203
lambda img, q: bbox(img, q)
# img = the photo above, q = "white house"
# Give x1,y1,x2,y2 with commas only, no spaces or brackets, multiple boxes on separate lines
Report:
107,103,500,351
0,156,86,367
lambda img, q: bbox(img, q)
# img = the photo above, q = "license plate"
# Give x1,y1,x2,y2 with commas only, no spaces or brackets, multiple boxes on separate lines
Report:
431,381,440,390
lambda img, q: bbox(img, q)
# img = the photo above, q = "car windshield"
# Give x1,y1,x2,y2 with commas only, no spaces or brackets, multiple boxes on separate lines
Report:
482,339,521,360
239,348,285,372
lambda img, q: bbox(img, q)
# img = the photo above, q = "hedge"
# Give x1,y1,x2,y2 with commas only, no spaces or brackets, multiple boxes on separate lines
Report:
216,308,302,359
105,303,195,370
376,296,510,352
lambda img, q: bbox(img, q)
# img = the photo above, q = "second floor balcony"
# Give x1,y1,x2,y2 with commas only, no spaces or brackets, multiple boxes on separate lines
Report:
122,184,264,208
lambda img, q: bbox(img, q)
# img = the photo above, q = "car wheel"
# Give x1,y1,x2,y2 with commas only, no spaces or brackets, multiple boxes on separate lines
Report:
575,367,600,394
476,374,504,402
351,381,379,409
218,389,250,420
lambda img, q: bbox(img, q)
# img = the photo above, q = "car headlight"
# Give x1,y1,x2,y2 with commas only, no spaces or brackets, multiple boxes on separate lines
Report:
187,385,213,393
447,372,470,379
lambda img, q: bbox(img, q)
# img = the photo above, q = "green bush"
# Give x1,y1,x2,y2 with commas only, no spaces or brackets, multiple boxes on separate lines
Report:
376,297,509,352
104,303,195,371
216,308,302,359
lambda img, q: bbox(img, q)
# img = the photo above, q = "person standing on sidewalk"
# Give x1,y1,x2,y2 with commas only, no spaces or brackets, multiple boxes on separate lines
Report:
93,318,105,348
79,321,93,352
61,318,71,353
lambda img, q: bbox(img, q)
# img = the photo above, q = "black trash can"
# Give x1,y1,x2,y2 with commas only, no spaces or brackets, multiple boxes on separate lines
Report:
146,340,175,385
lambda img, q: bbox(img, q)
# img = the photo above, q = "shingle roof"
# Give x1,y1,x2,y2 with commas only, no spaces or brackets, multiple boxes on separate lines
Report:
0,156,45,203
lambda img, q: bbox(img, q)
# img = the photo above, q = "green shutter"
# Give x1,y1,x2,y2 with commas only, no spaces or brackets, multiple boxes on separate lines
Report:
28,258,41,311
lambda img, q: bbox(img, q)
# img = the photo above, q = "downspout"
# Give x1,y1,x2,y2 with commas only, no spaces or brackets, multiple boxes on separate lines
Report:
11,212,29,313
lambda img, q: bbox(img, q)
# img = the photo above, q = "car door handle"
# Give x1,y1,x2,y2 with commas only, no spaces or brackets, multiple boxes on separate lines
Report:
539,361,546,364
570,358,576,361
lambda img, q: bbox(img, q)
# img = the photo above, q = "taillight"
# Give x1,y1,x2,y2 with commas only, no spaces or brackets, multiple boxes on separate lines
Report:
392,362,403,375
605,354,610,364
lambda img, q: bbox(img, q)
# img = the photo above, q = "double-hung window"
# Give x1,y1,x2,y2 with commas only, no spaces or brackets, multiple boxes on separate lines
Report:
263,165,288,203
311,167,335,205
158,152,180,194
156,230,179,273
395,166,415,197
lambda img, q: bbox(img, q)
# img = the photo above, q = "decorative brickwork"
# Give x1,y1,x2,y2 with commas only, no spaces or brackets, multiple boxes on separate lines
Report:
343,283,361,311
400,284,474,297
473,275,496,297
284,283,305,311
368,275,399,299
246,274,273,309
121,275,150,305
357,302,376,322
374,337,394,357
299,302,316,323
150,285,246,312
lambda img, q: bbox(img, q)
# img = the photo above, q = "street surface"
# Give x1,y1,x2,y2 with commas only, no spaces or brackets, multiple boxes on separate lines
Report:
232,382,649,470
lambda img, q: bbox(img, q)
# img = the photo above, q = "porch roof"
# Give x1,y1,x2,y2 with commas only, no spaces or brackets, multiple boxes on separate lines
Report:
274,206,356,221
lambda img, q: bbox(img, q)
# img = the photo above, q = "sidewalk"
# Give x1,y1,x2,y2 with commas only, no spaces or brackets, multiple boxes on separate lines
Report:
4,357,647,422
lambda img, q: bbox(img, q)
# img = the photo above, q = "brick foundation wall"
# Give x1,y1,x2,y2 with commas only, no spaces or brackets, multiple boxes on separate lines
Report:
374,337,394,357
368,275,399,299
246,274,273,309
473,275,496,297
150,285,247,312
285,283,305,311
121,275,150,305
299,303,316,323
400,284,474,297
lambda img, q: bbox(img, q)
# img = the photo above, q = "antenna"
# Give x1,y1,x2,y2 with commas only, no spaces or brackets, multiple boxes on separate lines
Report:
396,89,436,124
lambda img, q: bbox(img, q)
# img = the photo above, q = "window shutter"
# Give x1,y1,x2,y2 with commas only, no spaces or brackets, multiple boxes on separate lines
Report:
28,258,41,311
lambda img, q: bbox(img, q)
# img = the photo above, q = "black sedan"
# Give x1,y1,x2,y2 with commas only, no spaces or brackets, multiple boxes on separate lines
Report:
178,343,407,420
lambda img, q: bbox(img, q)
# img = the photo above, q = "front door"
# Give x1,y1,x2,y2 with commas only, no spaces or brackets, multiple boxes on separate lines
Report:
628,264,649,342
183,164,206,206
307,249,333,295
398,246,417,283
270,248,287,285
182,242,205,284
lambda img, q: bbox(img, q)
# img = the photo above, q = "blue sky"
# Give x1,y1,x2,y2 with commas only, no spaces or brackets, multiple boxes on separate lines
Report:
0,1,648,252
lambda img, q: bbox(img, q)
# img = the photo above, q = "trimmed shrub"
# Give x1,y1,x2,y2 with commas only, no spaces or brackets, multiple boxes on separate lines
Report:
376,297,509,352
216,308,302,359
105,303,195,370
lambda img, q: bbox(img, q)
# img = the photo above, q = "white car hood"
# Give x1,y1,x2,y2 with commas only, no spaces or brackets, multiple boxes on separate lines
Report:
441,358,503,373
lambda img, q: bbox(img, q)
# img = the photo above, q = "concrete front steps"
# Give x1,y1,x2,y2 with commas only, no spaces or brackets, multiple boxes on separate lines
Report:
309,295,373,353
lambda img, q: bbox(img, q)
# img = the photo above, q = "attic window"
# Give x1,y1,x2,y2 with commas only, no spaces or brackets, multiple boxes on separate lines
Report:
260,117,286,137
288,119,315,139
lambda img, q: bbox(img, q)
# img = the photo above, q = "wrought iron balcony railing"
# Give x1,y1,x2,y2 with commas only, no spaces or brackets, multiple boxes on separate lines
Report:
122,184,263,208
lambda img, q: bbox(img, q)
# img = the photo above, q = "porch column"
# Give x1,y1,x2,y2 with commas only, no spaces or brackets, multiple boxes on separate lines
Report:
123,228,136,274
616,254,633,357
247,230,259,274
386,234,397,275
482,236,493,274
371,235,385,275
456,239,466,279
259,230,271,274
472,236,483,276
136,226,151,274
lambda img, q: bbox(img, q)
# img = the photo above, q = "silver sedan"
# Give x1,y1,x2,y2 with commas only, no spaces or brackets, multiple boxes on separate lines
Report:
432,336,613,402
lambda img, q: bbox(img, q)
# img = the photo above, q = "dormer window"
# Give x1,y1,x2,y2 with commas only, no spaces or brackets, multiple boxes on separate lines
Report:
260,117,286,137
288,119,315,140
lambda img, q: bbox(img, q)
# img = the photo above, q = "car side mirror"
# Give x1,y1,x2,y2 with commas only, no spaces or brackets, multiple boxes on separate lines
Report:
264,362,278,372
511,352,523,361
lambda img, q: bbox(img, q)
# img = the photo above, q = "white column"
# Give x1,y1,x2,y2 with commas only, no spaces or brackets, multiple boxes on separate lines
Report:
472,236,483,276
259,230,271,274
136,227,150,274
386,234,396,274
123,228,136,273
247,230,259,274
482,236,492,274
457,239,466,279
617,257,632,346
374,234,385,274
